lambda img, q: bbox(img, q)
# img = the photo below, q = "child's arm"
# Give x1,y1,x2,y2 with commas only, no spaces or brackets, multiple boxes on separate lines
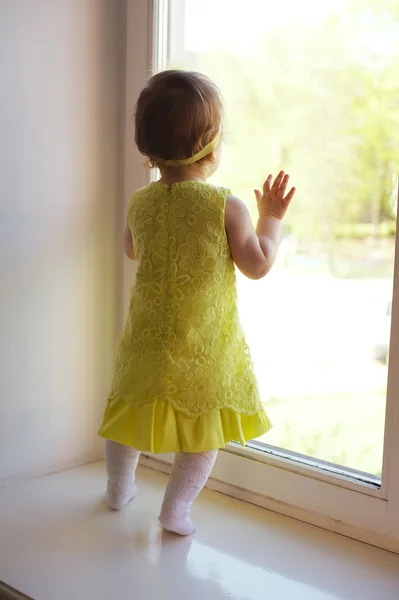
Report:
124,224,136,260
225,171,295,280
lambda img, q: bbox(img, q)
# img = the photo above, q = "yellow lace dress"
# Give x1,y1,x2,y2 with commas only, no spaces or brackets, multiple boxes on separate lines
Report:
98,180,271,453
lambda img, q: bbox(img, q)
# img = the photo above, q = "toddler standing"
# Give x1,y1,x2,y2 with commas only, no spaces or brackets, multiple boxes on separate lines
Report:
99,70,295,535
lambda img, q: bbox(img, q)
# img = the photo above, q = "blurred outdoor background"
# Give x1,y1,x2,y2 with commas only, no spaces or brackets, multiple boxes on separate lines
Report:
169,0,399,476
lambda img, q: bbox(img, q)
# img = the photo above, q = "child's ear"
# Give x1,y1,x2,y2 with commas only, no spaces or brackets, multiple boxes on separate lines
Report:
199,152,215,166
207,150,216,163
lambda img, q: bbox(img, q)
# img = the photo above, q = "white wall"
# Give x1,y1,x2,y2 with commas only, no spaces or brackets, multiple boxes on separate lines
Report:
122,0,153,319
0,0,127,483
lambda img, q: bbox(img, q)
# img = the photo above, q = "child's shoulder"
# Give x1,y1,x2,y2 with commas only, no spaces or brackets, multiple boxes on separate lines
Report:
131,182,155,200
176,182,231,214
201,182,231,207
184,181,231,203
201,182,230,195
128,182,157,209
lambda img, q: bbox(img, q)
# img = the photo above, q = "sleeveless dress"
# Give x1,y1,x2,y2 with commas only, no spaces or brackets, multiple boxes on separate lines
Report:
98,180,272,453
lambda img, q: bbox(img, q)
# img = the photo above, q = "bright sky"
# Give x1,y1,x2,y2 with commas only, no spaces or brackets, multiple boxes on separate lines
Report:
184,0,350,53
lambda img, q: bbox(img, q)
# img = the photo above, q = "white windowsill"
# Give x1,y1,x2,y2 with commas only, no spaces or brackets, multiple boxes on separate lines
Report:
0,461,398,600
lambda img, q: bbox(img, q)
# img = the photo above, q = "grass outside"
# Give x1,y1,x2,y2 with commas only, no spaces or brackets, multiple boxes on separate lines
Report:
259,390,385,476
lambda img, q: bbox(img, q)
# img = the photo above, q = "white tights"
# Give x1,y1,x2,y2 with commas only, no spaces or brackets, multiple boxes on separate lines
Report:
104,440,218,536
159,449,218,535
105,440,140,510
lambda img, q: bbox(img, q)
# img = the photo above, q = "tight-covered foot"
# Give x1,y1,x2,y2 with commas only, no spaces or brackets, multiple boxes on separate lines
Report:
106,481,137,510
159,511,196,536
159,450,218,536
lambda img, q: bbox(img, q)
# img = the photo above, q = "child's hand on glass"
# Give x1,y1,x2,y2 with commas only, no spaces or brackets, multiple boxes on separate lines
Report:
254,171,296,220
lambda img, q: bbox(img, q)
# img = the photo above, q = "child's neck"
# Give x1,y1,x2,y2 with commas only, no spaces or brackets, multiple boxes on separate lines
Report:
158,164,208,186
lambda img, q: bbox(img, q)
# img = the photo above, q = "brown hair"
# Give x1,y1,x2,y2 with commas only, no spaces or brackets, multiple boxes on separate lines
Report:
135,70,223,167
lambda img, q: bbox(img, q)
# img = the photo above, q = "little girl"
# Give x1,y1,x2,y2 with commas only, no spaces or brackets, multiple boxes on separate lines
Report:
98,70,295,536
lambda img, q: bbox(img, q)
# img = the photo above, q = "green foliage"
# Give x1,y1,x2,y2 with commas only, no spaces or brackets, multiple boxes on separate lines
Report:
334,222,396,239
195,0,399,248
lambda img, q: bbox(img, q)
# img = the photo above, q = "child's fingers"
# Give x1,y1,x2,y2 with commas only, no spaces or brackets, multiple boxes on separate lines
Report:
283,186,296,207
271,170,285,193
277,174,290,198
254,189,262,202
262,174,273,195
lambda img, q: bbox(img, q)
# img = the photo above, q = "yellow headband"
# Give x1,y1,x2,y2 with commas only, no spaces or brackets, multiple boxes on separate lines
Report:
158,131,221,167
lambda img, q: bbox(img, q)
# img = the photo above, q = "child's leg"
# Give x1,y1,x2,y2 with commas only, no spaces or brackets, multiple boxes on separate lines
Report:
159,450,218,536
104,440,141,510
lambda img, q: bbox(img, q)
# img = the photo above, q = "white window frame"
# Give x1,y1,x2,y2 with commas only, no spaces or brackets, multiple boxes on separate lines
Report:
126,0,399,554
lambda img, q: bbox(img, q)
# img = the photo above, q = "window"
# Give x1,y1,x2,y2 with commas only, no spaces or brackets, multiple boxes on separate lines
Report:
127,0,399,552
